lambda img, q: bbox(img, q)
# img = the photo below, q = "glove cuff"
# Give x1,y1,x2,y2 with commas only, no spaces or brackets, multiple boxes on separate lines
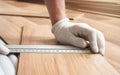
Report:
53,18,69,26
52,18,69,33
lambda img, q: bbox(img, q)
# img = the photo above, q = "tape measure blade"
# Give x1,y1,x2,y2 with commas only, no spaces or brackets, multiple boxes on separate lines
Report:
6,45,92,54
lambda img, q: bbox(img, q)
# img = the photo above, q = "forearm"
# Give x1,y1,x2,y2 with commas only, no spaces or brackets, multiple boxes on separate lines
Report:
44,0,66,25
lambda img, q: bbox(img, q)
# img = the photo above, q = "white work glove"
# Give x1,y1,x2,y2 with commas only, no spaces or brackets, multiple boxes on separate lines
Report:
52,18,105,55
0,43,9,55
8,54,18,69
0,54,17,75
0,43,18,75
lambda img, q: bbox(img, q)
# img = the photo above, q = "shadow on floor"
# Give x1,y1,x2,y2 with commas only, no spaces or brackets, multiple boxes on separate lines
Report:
16,0,44,4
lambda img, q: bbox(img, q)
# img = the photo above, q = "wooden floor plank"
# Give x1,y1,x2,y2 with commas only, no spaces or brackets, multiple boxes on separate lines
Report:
18,53,119,75
17,24,119,75
0,0,84,20
73,16,120,46
72,15,120,73
0,0,46,17
21,24,58,45
84,13,120,27
66,0,120,17
105,41,120,72
24,17,51,25
0,16,22,44
0,0,119,74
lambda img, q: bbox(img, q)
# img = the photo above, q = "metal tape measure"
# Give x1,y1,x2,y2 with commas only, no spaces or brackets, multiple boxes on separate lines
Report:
6,45,92,54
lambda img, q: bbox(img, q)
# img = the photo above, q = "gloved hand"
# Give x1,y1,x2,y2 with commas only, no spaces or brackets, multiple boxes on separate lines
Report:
0,43,18,75
0,43,9,55
8,54,18,69
52,18,105,55
0,54,18,75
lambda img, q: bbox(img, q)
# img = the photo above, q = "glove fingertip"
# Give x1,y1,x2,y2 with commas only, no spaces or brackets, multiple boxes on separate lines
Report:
0,44,10,55
91,46,99,53
99,48,105,56
71,38,87,48
81,40,88,48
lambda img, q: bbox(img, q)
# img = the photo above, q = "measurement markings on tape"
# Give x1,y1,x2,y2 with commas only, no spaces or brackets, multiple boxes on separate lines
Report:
6,45,92,54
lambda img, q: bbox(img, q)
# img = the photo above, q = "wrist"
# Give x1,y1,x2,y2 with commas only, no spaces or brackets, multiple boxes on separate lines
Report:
54,18,69,26
51,15,67,25
52,18,70,33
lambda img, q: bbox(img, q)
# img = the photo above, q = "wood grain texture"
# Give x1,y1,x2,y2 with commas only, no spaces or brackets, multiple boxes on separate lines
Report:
17,24,119,75
0,0,84,20
73,15,120,46
82,0,120,3
66,0,120,17
72,14,120,72
18,53,119,75
0,0,120,74
21,24,58,45
0,16,22,44
0,0,48,17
